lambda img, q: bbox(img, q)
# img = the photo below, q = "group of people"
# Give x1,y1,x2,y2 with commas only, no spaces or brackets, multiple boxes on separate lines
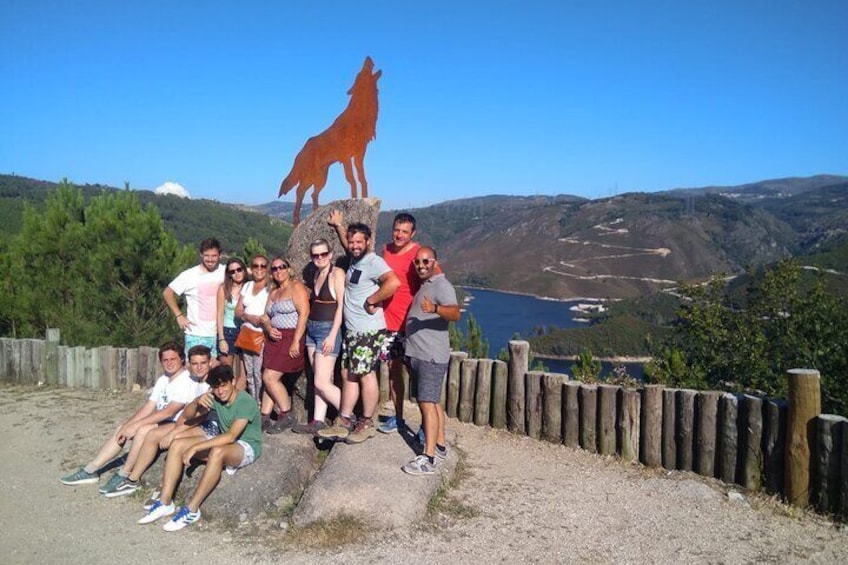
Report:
59,211,460,531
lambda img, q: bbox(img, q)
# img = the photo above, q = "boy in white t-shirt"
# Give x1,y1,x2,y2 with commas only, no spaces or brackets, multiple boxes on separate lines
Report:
163,238,225,357
60,343,208,492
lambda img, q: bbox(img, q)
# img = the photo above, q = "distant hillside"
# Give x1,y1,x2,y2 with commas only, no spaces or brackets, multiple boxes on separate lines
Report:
371,176,847,299
0,174,293,257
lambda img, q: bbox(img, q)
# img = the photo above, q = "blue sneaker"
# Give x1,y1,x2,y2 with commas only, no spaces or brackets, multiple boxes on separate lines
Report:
377,415,404,434
163,506,201,531
99,472,126,494
60,467,98,486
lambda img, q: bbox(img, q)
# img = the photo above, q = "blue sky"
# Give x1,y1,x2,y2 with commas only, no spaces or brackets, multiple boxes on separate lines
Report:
2,1,846,210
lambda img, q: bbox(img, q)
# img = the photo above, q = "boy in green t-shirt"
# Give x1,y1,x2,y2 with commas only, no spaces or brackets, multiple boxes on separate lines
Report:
137,364,262,531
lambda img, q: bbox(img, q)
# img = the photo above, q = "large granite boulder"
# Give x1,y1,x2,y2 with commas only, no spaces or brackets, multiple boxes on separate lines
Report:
284,197,382,280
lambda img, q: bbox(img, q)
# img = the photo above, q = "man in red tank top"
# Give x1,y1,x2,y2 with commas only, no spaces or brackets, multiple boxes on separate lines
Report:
328,211,435,433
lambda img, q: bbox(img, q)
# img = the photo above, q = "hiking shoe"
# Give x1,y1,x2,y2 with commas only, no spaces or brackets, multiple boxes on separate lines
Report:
143,490,161,511
98,472,124,494
265,412,295,435
377,415,405,434
163,506,201,532
291,420,327,435
103,477,140,498
316,416,355,440
436,444,448,460
60,467,98,486
402,454,436,476
138,500,175,525
345,417,376,444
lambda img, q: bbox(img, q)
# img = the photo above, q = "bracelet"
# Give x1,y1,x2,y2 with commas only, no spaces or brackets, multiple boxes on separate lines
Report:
175,313,184,319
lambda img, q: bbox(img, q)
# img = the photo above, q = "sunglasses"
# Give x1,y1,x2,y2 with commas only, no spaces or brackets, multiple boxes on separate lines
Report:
413,258,435,266
270,264,289,273
311,251,330,260
227,267,244,275
251,263,268,269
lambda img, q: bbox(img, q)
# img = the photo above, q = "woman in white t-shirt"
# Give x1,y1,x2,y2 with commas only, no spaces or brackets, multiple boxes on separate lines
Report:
235,255,270,405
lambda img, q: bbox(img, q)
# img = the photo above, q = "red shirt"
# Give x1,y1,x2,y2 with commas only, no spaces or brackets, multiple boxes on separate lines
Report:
382,242,421,332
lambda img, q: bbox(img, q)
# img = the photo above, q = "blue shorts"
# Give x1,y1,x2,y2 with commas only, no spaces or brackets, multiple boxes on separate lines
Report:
406,357,448,403
221,326,240,356
185,334,217,358
305,320,342,357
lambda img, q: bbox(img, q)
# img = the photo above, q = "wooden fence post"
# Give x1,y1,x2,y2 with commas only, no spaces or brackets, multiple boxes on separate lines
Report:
458,358,478,423
763,399,787,495
525,371,544,439
619,388,641,462
640,384,664,467
741,394,764,491
812,415,846,514
717,393,740,484
507,341,529,434
785,369,821,507
45,329,61,386
695,391,721,478
676,389,697,471
542,373,566,444
447,352,467,418
842,424,848,520
475,359,494,427
598,384,619,456
31,339,45,385
662,388,678,469
491,360,508,429
579,384,598,453
563,381,582,448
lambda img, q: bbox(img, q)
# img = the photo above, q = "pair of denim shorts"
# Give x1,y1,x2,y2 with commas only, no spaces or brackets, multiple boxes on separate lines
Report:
305,320,341,357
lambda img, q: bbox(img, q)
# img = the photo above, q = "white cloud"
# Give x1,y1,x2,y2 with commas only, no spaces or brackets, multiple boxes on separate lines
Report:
154,181,191,199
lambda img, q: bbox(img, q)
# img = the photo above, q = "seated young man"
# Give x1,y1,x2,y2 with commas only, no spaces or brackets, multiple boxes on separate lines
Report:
60,342,204,489
138,364,262,531
100,345,212,497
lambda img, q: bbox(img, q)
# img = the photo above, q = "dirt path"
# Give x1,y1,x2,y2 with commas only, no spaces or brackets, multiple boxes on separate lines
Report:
2,385,846,564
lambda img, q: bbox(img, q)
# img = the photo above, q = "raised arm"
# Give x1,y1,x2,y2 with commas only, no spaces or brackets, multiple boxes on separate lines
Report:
327,209,348,249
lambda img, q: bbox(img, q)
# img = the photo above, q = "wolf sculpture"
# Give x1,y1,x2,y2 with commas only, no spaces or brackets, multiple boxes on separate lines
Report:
279,57,381,225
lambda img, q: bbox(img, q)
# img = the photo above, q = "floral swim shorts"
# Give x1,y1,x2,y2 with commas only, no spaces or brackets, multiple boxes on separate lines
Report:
342,329,390,377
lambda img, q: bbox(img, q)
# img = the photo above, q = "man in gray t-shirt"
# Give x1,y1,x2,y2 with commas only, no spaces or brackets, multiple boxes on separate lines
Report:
401,246,461,476
317,222,400,444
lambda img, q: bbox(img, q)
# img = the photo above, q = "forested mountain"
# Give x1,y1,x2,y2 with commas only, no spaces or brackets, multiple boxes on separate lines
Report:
0,174,292,257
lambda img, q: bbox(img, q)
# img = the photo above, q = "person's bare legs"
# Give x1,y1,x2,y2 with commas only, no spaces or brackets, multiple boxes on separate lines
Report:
311,348,341,421
420,402,439,457
159,436,207,506
185,444,244,512
125,424,175,482
388,358,405,420
83,423,127,473
338,369,360,417
262,368,291,415
118,423,159,475
360,372,379,419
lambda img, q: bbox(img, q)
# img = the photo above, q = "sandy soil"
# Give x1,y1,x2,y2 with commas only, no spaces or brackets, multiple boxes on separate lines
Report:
2,385,846,564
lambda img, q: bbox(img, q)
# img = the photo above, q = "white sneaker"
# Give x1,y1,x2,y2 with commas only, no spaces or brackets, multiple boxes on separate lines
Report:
163,506,201,531
137,500,175,524
142,490,161,511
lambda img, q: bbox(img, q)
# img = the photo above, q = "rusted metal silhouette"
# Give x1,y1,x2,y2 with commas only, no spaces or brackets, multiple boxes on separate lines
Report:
279,57,381,225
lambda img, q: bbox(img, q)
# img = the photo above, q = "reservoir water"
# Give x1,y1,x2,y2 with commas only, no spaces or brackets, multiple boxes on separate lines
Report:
458,287,644,379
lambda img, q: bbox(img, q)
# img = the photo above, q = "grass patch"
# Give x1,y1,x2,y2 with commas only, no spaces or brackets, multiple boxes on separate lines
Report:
282,514,367,550
426,446,479,520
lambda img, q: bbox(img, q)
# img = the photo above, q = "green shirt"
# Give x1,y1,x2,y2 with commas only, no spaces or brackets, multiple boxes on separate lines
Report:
213,390,262,458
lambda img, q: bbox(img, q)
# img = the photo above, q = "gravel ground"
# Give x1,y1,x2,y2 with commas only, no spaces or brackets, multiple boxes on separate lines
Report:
2,385,846,564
